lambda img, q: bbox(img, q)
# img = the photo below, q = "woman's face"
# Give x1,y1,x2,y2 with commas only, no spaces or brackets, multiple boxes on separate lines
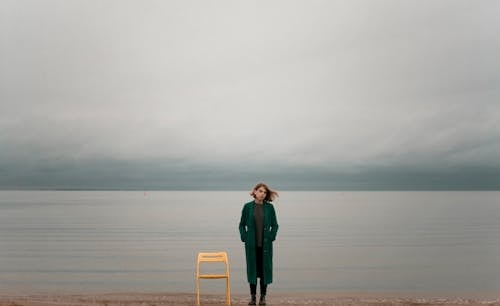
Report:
254,186,267,202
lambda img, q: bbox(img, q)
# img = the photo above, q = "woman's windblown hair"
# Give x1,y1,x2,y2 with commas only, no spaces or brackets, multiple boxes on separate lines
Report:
250,182,279,202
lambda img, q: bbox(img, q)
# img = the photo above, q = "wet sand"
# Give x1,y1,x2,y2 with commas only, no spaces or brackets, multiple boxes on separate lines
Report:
1,292,500,306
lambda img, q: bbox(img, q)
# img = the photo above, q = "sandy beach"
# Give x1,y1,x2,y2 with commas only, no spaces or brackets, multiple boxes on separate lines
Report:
1,292,500,306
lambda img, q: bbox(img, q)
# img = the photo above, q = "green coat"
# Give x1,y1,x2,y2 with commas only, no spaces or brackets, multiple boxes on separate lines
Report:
238,201,279,285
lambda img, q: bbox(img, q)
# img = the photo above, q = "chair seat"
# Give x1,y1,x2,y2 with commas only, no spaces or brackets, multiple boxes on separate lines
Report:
199,274,228,279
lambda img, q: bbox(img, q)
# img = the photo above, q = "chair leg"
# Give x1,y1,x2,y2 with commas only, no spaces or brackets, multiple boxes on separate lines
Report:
196,278,200,306
226,278,230,305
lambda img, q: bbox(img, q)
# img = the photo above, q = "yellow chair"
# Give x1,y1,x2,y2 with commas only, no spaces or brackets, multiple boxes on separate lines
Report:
196,251,231,305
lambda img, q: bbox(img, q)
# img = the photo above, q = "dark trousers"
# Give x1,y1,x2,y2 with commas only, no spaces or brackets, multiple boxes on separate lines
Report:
250,247,267,295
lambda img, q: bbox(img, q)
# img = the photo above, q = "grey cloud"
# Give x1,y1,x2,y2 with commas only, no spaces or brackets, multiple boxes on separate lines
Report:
1,0,499,189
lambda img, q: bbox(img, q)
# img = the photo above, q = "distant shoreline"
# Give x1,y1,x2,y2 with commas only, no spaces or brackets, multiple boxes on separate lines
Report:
1,188,500,191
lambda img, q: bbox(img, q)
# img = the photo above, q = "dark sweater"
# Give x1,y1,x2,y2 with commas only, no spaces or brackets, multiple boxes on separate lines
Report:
254,203,264,247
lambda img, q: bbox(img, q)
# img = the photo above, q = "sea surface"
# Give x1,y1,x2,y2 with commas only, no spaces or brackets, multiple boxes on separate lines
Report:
0,190,499,294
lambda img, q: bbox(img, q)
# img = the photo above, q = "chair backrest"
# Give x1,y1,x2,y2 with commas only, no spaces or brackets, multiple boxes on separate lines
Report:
197,252,228,264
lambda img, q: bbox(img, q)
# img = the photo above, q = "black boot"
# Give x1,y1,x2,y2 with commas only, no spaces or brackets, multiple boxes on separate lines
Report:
248,294,256,305
259,295,266,305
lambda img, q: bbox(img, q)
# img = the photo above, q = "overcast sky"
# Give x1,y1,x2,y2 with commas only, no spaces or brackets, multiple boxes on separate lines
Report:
1,1,499,190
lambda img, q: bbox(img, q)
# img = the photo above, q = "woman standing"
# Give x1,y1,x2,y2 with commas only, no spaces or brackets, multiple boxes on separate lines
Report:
239,183,279,306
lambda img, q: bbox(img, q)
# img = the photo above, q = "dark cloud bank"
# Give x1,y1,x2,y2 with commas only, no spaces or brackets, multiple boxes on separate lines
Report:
1,158,499,190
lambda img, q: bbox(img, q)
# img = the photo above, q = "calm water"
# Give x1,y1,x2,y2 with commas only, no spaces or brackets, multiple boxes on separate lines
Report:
0,190,499,294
